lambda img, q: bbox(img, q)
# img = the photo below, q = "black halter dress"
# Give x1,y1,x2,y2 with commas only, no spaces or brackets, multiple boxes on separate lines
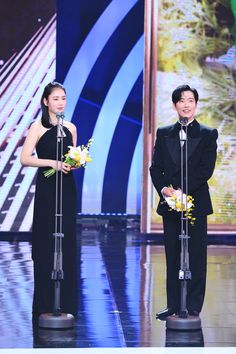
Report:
32,125,78,316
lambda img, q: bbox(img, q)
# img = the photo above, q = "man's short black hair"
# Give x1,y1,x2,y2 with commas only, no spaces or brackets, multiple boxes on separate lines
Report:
172,84,199,104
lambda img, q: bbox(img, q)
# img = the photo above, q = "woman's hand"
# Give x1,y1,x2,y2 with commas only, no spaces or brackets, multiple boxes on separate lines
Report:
51,161,71,174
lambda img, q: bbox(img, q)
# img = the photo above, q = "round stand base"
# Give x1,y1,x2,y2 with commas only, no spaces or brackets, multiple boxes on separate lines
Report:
166,314,201,331
39,313,75,329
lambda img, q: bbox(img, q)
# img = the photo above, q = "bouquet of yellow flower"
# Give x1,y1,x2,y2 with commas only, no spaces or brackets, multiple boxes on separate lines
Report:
44,138,93,178
165,189,195,225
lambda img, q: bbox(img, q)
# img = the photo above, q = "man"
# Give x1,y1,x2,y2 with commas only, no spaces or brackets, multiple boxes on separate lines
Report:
150,84,218,320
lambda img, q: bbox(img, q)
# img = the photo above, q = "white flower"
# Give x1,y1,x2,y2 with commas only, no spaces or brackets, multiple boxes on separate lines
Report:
165,190,193,212
67,146,76,158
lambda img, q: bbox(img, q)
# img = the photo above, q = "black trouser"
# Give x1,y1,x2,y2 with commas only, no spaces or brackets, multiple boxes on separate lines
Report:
162,214,207,312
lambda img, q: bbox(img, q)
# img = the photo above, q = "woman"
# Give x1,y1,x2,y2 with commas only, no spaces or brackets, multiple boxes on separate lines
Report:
21,82,78,317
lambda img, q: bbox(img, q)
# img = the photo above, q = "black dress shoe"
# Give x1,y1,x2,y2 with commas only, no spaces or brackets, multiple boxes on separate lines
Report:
188,310,199,316
156,308,176,320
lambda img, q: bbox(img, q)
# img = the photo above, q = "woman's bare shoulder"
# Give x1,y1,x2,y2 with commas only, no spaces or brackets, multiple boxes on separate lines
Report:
64,121,77,132
64,120,76,128
30,120,43,129
28,120,48,140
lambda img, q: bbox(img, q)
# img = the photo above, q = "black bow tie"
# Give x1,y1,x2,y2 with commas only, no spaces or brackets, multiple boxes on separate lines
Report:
179,122,195,131
175,120,198,138
178,123,187,132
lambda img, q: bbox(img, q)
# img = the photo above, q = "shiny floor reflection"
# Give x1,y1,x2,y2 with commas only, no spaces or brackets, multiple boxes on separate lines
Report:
0,229,235,348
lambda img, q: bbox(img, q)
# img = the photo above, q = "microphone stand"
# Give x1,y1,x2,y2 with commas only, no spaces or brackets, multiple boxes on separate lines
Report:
166,117,201,331
39,112,75,329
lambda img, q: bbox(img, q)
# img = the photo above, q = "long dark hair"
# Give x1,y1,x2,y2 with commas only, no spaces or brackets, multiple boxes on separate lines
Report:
41,81,66,128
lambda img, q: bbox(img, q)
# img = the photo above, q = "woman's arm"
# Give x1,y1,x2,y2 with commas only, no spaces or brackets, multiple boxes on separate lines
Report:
67,122,77,147
20,122,71,173
20,122,54,168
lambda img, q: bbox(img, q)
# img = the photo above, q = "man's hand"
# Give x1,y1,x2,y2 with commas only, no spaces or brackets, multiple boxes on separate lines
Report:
162,186,177,197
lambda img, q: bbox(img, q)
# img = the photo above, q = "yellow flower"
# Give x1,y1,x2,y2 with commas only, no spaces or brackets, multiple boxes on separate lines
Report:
164,188,195,225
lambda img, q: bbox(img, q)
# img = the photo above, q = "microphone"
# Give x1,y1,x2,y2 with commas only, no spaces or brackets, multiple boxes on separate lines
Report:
56,111,65,120
179,116,188,126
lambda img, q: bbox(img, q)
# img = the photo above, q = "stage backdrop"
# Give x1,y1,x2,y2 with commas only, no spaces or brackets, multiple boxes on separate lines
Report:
56,0,144,216
0,0,144,232
142,0,236,234
0,1,57,232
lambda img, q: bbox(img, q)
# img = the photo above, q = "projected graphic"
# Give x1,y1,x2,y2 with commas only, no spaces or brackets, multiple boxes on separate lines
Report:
57,0,144,216
143,0,236,233
0,0,144,232
0,16,56,232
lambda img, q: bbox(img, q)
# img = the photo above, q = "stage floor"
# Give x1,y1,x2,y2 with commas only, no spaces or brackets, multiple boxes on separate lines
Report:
0,228,235,352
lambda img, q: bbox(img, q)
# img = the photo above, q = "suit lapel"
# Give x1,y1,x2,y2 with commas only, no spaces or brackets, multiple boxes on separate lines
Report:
187,137,200,159
166,123,181,165
187,120,201,158
166,120,201,166
166,137,180,165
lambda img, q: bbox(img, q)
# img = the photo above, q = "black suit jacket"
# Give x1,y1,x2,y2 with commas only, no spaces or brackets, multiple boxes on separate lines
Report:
150,119,218,216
